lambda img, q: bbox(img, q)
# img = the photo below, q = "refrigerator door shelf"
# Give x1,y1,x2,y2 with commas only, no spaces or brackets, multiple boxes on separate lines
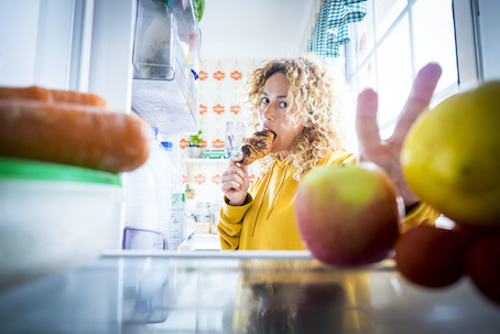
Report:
131,70,198,135
131,0,198,135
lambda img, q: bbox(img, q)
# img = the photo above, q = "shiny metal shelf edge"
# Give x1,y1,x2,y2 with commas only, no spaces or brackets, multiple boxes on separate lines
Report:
100,250,398,272
102,249,314,259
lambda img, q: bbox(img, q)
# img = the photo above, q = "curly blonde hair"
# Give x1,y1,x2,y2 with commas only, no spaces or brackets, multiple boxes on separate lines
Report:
243,55,353,181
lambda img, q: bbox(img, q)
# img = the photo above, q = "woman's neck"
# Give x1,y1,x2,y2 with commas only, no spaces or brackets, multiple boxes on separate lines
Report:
279,151,291,160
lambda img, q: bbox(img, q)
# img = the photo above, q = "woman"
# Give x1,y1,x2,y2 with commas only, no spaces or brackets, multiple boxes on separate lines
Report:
218,56,442,250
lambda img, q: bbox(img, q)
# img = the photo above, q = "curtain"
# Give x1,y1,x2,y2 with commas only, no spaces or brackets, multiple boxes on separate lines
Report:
308,0,368,59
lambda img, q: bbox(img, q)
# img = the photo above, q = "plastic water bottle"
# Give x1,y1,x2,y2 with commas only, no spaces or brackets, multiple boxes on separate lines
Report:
160,141,179,247
161,141,177,192
124,160,158,229
161,141,187,249
169,193,185,250
124,128,160,249
161,141,184,194
153,137,172,246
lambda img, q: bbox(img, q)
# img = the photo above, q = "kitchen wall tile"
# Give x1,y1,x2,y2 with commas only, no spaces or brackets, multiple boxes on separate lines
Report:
180,58,266,215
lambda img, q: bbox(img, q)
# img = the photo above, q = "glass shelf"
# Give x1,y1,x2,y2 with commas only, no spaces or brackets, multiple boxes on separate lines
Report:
1,253,500,333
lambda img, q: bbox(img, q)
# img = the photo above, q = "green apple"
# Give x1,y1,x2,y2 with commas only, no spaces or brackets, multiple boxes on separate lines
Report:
295,162,402,266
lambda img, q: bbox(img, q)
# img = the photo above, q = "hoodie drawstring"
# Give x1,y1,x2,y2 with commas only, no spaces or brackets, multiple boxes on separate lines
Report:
250,159,290,236
266,163,287,219
250,165,274,236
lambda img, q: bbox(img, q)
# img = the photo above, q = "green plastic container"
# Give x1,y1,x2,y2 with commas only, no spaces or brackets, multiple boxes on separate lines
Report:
0,157,123,292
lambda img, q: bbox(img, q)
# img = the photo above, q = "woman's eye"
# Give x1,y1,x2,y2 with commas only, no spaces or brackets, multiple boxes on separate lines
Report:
279,101,288,108
261,97,269,104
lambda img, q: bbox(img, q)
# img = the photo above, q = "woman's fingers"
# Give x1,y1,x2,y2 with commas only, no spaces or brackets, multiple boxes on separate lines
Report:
221,180,243,193
221,155,249,196
228,153,249,173
222,165,247,183
220,161,250,205
392,63,442,143
221,172,245,189
356,88,381,153
356,63,442,155
228,153,243,166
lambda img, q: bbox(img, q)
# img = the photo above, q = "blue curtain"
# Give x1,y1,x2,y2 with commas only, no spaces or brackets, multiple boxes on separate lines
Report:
308,0,368,59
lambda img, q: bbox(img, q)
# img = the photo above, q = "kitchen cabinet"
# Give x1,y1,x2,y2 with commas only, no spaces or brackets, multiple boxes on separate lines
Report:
1,252,500,333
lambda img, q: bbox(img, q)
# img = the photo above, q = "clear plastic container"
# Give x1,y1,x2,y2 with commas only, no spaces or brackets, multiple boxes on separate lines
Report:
132,0,176,80
211,200,223,234
195,202,211,224
131,0,199,135
169,0,201,65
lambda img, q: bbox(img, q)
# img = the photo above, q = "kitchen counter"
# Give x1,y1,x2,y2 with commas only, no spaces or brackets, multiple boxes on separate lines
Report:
0,251,499,334
177,233,221,251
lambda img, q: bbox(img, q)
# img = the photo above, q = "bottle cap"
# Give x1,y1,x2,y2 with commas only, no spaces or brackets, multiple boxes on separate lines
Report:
161,141,173,150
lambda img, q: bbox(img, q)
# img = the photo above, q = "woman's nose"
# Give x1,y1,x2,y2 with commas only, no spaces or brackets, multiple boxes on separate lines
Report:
262,104,275,121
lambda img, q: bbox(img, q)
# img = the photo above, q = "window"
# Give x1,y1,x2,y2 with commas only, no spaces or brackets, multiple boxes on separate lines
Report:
346,0,458,139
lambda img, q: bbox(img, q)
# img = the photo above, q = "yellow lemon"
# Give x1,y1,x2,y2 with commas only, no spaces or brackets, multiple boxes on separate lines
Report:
402,81,500,226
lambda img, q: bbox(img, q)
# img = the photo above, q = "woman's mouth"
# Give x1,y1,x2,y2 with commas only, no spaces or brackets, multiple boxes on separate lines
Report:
263,128,277,141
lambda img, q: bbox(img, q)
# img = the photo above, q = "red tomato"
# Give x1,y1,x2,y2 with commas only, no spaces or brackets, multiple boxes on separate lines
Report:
454,222,500,237
395,225,470,288
465,235,500,305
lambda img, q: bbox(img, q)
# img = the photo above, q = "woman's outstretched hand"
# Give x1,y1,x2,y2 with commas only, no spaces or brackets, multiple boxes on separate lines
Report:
355,63,442,206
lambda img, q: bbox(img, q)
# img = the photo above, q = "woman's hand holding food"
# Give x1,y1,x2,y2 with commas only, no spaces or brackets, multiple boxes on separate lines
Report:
355,63,442,207
220,154,250,206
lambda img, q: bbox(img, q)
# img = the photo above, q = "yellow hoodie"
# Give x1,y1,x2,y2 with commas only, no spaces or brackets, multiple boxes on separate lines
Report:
217,150,439,250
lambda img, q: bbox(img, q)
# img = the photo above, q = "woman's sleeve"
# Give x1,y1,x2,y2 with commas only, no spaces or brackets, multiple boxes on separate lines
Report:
217,194,253,250
400,202,440,232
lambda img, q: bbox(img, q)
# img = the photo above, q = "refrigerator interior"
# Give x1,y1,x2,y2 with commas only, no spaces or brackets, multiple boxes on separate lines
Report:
1,1,500,332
